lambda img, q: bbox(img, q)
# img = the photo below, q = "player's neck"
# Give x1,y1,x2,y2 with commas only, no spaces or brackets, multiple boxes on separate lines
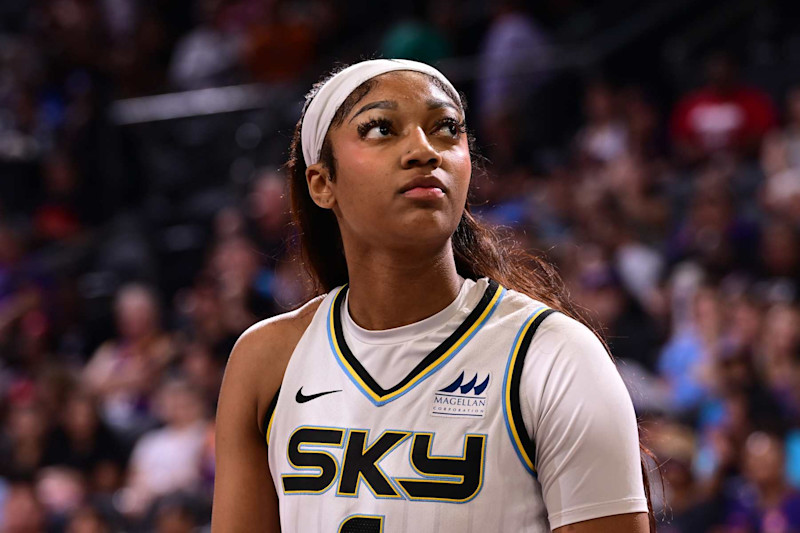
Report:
344,243,464,331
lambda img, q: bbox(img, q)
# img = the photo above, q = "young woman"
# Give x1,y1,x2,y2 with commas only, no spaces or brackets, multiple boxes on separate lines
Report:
212,59,652,532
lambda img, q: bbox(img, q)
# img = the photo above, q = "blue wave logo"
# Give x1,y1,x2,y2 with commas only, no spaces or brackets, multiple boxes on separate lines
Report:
439,371,490,396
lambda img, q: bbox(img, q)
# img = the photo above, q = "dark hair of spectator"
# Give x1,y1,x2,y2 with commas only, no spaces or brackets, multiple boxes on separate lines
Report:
285,64,658,531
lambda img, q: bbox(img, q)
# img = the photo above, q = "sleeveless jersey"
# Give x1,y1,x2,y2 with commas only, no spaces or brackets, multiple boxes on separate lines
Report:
266,278,557,532
265,278,646,532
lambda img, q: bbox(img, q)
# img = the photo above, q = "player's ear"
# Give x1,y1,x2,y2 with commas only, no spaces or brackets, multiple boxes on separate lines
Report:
306,163,336,210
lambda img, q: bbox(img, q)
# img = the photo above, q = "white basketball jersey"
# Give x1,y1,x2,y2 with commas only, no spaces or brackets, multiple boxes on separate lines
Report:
266,278,561,532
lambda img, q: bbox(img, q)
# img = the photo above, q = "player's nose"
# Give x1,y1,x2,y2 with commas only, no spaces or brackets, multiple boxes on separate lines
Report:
401,127,442,169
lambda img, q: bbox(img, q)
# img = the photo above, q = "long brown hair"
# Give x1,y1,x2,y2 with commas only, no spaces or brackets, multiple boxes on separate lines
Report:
286,65,658,531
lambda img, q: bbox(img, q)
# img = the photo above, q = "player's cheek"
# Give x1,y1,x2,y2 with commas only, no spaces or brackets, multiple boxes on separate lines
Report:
339,144,383,179
338,184,387,232
451,148,472,186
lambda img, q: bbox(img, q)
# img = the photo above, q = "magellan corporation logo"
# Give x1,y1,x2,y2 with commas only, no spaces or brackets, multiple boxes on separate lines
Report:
431,370,490,418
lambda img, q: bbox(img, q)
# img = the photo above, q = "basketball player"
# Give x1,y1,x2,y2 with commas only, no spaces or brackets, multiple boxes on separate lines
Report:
212,59,651,532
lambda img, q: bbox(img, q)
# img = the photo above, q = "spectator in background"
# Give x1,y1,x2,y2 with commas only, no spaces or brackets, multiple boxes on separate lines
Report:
670,51,777,162
647,420,724,533
176,280,238,362
168,0,242,90
723,430,800,531
83,284,175,441
477,0,551,168
723,294,763,355
620,85,664,158
36,0,108,78
695,341,782,475
0,397,49,479
575,80,629,165
603,154,670,239
105,3,170,98
43,391,126,495
757,304,800,413
658,285,721,413
245,171,290,266
32,150,85,244
756,219,800,301
65,505,111,533
122,379,209,520
180,339,224,409
782,86,800,167
573,255,662,372
0,224,31,338
668,167,758,277
577,190,666,316
152,495,200,533
522,165,577,247
242,0,317,83
0,481,46,533
35,466,87,530
381,0,452,64
2,289,54,386
760,88,800,224
206,233,277,321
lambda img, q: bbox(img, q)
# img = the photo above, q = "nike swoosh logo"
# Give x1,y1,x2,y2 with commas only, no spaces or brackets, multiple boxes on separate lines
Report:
295,387,342,403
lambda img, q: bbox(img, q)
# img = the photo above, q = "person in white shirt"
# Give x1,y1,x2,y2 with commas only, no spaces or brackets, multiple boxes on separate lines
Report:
124,379,209,516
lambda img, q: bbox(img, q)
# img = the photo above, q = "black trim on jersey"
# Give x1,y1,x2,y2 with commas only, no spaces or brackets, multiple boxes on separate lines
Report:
509,309,557,469
262,386,281,442
331,279,500,400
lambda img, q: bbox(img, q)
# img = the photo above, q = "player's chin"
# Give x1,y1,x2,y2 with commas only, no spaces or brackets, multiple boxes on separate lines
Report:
391,210,460,245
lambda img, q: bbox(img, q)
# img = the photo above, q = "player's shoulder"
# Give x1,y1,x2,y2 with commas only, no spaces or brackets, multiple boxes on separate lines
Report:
534,308,598,344
231,294,326,370
498,286,606,359
494,285,555,325
222,294,327,429
524,307,613,379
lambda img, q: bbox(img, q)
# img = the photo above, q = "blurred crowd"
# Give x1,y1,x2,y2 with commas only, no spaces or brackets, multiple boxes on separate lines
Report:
1,0,800,532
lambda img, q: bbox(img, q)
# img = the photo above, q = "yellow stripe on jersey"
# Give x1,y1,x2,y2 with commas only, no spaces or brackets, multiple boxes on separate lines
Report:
504,306,551,474
266,409,276,446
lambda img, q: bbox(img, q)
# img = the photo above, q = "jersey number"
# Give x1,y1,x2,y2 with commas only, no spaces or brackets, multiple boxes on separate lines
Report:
281,427,486,503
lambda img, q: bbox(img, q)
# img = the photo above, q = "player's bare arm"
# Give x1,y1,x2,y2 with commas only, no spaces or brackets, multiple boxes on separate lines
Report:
554,512,650,533
211,297,323,532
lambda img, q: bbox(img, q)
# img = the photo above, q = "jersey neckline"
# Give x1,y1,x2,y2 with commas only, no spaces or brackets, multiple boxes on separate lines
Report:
342,278,476,346
326,278,505,406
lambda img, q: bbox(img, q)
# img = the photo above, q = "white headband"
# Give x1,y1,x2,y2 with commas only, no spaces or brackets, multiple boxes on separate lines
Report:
300,59,460,167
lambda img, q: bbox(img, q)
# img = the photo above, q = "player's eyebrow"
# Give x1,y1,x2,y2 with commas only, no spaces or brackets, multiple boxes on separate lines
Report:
426,98,458,112
349,100,398,122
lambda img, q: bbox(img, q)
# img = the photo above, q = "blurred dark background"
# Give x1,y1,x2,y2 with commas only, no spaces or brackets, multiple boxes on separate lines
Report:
2,0,800,531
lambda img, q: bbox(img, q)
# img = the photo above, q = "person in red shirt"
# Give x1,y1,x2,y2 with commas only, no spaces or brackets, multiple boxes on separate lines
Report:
670,51,777,162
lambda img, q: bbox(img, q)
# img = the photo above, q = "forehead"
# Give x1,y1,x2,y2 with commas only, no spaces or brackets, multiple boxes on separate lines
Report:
346,71,460,116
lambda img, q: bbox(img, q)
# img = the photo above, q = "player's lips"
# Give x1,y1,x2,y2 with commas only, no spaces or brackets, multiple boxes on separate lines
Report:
399,175,447,199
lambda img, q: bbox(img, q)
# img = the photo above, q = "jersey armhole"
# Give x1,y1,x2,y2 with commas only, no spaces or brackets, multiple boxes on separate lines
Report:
262,386,281,447
502,307,557,476
255,294,327,447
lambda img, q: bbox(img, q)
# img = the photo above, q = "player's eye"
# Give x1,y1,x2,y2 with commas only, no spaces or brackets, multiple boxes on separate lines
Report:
433,117,467,139
357,118,394,140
